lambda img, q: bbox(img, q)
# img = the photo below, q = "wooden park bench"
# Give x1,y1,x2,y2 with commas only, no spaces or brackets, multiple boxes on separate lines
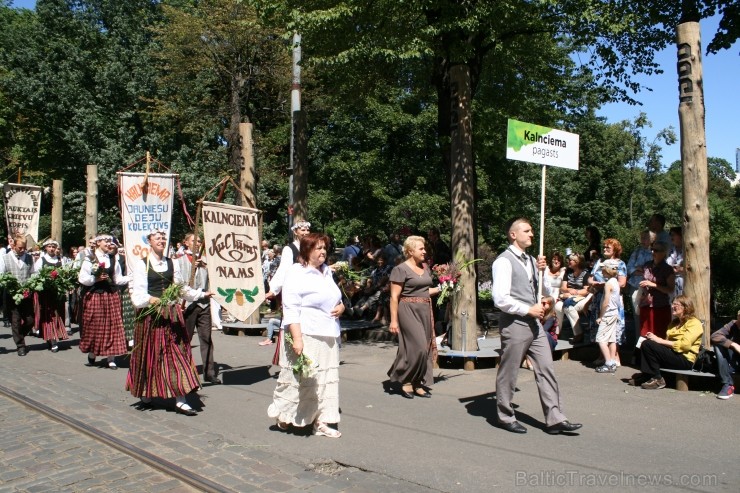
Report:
659,368,717,391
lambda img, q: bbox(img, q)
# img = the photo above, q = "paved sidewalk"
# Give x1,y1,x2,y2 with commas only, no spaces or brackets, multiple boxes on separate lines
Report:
1,327,739,492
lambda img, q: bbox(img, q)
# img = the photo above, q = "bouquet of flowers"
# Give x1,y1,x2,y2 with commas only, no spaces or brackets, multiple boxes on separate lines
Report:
134,282,184,323
330,261,369,300
431,255,482,307
284,332,318,379
0,273,25,304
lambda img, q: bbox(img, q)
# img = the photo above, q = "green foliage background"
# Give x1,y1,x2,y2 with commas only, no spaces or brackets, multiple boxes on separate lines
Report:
0,0,738,312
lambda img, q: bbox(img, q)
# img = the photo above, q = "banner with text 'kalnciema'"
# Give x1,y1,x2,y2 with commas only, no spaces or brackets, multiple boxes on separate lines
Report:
118,172,176,273
506,119,579,170
201,201,264,322
3,183,43,242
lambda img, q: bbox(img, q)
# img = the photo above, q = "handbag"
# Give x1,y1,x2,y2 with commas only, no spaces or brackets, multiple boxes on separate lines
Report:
692,345,717,374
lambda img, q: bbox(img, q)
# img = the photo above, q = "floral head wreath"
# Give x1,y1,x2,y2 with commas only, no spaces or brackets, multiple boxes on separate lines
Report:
93,234,113,242
42,239,59,248
147,229,166,242
291,221,311,231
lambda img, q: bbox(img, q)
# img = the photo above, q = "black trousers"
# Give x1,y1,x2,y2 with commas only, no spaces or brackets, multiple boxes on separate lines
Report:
184,303,216,378
640,339,692,377
9,297,35,349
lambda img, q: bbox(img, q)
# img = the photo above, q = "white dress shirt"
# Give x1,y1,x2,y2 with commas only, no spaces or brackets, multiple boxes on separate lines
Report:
268,240,298,296
282,263,341,338
78,249,128,287
491,245,535,317
0,251,37,276
131,254,203,309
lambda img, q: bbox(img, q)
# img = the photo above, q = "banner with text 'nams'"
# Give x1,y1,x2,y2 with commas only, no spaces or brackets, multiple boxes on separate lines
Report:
201,201,264,321
118,172,176,273
3,183,42,242
506,119,579,170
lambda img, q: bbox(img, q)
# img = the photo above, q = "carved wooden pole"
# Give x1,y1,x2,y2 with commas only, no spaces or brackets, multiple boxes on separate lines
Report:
449,64,478,370
239,123,256,209
85,165,98,239
51,180,63,245
238,123,261,324
677,21,710,344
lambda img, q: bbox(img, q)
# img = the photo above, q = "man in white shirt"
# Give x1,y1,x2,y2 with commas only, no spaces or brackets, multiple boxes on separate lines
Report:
0,235,37,356
491,217,581,435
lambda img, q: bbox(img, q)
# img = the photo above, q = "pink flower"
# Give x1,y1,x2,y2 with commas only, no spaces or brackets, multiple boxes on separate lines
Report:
23,290,30,299
50,270,59,279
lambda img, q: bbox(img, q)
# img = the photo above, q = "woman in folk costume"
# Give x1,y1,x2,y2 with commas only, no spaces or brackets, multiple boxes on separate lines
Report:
126,230,212,416
78,234,129,368
33,239,68,352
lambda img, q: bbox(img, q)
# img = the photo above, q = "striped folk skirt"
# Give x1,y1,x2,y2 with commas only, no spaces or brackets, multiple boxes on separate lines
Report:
78,291,126,356
126,306,200,399
34,291,68,342
267,333,340,427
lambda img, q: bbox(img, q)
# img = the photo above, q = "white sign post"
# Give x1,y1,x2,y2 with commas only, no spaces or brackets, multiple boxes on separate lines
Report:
506,118,580,297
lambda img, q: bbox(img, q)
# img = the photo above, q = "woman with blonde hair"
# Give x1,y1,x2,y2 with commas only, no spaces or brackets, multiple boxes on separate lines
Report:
629,295,703,389
387,236,441,398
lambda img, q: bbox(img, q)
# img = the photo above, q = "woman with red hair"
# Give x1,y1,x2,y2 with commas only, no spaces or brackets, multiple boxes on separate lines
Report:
268,233,346,438
587,238,627,350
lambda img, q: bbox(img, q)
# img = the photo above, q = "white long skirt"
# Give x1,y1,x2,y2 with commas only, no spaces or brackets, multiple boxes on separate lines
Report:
267,333,340,427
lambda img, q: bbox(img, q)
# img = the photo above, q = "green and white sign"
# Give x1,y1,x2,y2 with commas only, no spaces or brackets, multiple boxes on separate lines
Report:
506,119,579,170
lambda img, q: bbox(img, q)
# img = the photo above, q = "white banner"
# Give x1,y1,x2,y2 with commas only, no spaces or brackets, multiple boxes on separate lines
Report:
506,118,580,170
3,183,43,242
201,201,264,321
118,172,176,273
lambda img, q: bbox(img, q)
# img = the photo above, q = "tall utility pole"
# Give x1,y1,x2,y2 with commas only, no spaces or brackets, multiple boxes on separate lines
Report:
676,18,710,348
290,33,308,231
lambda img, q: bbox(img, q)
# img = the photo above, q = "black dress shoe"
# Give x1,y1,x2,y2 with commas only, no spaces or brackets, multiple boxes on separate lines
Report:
204,376,222,385
415,389,431,398
498,421,527,434
545,420,583,435
175,405,197,416
17,347,28,357
399,389,414,399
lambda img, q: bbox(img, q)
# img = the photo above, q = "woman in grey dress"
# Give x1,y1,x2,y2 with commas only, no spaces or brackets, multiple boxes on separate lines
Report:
387,236,441,398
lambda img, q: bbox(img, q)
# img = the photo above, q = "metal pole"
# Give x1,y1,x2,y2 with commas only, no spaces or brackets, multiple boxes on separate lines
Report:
289,32,301,235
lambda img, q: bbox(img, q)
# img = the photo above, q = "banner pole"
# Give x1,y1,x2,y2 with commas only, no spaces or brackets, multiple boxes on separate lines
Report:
538,165,546,300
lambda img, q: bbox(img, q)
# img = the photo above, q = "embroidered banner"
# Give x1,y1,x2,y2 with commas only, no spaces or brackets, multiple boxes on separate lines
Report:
3,183,43,241
201,201,263,321
118,172,176,273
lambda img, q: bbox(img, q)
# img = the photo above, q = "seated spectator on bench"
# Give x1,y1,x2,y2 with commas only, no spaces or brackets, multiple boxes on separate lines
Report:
555,253,591,344
544,252,565,299
638,241,675,339
710,309,740,400
629,295,703,390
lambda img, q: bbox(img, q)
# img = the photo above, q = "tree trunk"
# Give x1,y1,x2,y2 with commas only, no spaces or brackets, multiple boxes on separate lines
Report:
676,21,710,342
229,73,244,205
85,165,98,239
449,64,478,368
292,110,308,223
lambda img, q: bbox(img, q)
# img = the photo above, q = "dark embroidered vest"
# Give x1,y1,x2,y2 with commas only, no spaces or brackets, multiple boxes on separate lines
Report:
145,257,174,297
88,252,116,294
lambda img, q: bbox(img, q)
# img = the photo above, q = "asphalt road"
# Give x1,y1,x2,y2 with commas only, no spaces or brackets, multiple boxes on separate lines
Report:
0,326,737,492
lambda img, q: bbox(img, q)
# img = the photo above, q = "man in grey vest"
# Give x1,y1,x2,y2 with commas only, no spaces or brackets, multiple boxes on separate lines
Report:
178,233,220,385
491,218,582,434
0,235,37,356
